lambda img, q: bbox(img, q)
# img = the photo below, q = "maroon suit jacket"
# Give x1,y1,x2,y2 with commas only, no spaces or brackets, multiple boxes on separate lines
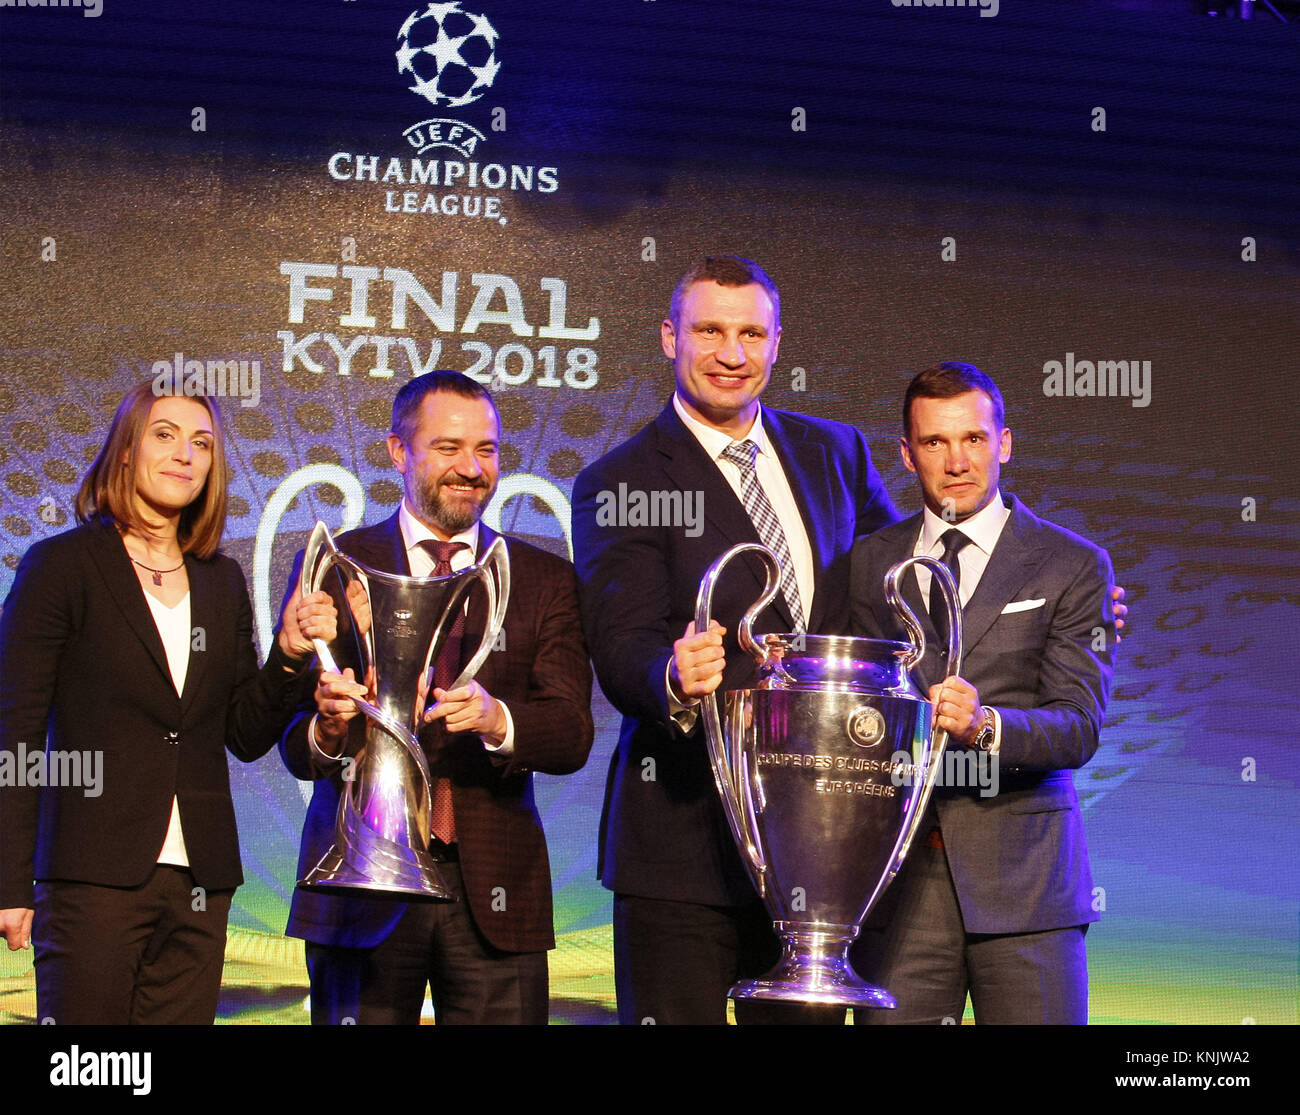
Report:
280,513,593,953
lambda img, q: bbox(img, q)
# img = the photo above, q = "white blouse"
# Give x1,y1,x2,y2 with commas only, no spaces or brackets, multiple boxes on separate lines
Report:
144,590,192,868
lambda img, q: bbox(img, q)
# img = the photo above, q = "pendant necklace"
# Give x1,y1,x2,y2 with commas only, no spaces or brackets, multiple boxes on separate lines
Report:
131,557,184,586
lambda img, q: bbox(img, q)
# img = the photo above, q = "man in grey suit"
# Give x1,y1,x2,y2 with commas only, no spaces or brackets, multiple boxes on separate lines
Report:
848,362,1116,1025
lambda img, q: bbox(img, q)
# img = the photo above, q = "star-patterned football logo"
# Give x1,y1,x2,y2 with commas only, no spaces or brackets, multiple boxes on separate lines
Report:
397,2,500,110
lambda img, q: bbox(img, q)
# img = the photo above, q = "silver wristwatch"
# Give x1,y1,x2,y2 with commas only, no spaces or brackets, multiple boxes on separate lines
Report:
971,707,997,752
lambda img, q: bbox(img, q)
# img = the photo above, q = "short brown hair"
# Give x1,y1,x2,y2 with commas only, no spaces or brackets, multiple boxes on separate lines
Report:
903,362,1005,438
669,255,781,330
391,370,500,447
75,379,229,558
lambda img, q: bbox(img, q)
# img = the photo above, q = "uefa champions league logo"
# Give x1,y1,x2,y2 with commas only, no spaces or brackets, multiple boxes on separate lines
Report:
326,0,559,218
398,2,500,109
398,2,499,156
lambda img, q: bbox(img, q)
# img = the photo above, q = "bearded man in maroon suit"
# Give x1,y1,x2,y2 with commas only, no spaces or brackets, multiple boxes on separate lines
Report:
280,371,593,1025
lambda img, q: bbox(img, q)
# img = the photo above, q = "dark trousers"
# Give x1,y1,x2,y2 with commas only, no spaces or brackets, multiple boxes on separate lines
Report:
851,842,1089,1025
614,893,838,1025
33,865,232,1025
305,861,548,1025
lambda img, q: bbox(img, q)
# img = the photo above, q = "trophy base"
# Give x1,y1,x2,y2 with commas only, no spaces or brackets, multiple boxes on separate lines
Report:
730,923,897,1009
297,843,457,902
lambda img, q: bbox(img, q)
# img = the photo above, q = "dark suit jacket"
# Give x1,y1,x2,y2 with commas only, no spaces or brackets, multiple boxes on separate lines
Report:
571,400,899,907
281,513,593,954
849,494,1115,934
0,518,310,910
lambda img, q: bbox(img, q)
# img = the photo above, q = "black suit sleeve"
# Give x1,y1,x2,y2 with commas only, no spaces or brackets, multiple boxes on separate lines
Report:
850,428,902,542
278,540,593,783
571,462,678,732
224,557,315,764
0,538,77,908
848,535,887,639
276,548,359,784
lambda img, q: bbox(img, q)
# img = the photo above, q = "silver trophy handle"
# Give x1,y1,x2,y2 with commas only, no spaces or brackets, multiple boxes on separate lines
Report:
441,534,511,694
301,520,342,675
299,521,431,791
694,543,784,899
881,555,963,877
731,547,783,670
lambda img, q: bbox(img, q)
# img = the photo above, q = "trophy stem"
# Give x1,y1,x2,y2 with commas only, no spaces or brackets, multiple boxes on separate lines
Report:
730,922,897,1009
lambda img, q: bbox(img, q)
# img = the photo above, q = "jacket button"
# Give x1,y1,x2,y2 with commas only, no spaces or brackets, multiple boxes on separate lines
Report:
165,731,180,745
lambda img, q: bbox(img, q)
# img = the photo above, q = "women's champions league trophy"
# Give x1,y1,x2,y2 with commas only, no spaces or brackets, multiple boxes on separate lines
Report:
695,543,962,1008
296,520,510,900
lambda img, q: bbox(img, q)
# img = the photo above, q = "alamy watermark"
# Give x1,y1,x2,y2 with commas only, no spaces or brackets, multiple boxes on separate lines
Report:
49,1047,150,1095
890,0,999,18
0,742,103,798
0,0,102,16
594,484,703,538
152,352,261,408
1042,352,1151,408
889,746,999,797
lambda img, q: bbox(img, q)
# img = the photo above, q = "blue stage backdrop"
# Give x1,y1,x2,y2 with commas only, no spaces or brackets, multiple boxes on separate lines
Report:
1,0,1295,1023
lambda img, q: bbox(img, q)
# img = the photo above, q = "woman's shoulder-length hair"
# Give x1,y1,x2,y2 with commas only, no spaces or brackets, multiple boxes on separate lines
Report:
74,379,229,559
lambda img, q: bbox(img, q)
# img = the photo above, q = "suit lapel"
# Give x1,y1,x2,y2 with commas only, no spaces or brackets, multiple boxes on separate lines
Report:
865,502,1053,682
654,404,792,625
316,513,408,682
458,525,497,681
180,553,211,712
878,516,931,641
959,496,1051,657
764,410,835,632
860,515,952,688
350,512,410,577
900,535,931,641
84,523,174,688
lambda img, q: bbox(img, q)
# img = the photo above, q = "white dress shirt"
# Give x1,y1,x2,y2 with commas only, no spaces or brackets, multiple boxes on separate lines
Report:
912,490,1011,750
145,590,192,867
912,489,1010,608
672,394,814,623
667,395,814,721
398,501,514,755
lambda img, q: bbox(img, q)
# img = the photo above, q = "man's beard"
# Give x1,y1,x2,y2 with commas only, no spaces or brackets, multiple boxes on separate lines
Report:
412,472,493,535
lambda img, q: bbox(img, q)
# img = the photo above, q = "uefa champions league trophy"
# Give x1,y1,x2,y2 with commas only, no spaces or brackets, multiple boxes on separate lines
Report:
695,543,962,1007
297,520,510,899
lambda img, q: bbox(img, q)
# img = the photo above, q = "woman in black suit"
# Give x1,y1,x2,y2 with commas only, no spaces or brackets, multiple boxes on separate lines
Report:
0,379,331,1024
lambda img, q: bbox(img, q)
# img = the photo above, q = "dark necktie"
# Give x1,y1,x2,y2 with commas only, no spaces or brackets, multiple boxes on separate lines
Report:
720,439,806,634
417,539,469,844
928,528,971,650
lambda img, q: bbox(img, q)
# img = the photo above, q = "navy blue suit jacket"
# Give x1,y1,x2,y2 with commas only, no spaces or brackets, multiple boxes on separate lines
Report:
572,400,898,907
849,495,1115,934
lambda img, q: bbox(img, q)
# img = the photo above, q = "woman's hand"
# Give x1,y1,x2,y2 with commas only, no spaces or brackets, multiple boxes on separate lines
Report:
1,908,33,951
277,586,338,662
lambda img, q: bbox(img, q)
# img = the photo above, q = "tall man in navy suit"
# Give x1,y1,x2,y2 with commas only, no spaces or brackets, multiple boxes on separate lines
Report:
848,362,1115,1024
282,371,593,1025
571,256,899,1024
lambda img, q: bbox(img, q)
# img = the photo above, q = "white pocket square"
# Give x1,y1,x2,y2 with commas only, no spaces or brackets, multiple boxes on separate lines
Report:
1001,598,1045,614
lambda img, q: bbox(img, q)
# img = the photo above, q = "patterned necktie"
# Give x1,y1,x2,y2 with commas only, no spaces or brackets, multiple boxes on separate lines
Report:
417,539,469,845
721,440,806,634
928,528,971,652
